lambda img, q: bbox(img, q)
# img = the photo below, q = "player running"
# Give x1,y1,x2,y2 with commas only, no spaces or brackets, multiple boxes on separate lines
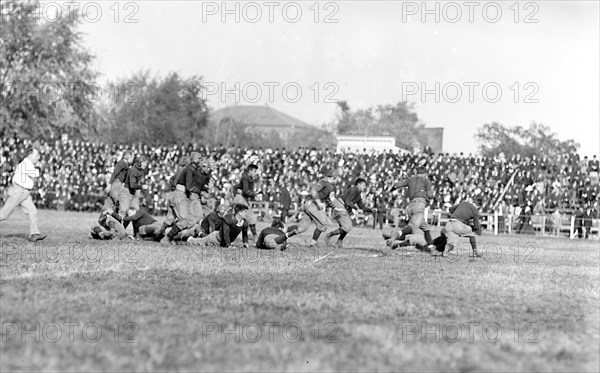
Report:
325,178,373,249
286,169,339,247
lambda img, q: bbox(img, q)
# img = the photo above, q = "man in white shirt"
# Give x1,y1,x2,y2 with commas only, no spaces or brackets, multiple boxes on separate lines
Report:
0,147,47,242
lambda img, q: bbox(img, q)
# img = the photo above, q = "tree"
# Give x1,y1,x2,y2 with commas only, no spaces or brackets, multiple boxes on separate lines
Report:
329,101,425,150
475,122,580,158
0,0,99,139
102,71,209,144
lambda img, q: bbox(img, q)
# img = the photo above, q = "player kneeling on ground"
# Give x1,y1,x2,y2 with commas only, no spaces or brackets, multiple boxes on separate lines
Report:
431,197,483,258
187,204,250,248
256,220,289,251
123,207,163,241
91,207,127,240
177,204,228,242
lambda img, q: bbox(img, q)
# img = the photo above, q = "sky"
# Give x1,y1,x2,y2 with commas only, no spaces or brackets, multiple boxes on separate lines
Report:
70,0,599,156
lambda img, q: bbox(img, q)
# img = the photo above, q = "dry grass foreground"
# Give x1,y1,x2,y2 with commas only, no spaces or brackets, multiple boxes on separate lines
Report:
1,210,599,372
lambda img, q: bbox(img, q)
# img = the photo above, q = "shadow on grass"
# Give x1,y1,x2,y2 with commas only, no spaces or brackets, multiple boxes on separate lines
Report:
1,233,31,241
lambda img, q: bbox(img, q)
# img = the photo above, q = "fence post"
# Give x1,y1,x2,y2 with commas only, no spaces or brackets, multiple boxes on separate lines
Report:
570,215,575,239
508,214,512,234
541,215,545,236
494,210,498,235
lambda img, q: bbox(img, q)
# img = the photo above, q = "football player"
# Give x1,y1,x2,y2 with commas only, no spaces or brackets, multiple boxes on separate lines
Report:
117,156,148,221
431,197,483,258
256,220,288,251
325,178,373,249
286,169,339,247
103,150,134,212
187,204,250,248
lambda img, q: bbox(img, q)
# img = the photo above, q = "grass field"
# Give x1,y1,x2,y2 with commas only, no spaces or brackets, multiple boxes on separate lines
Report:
1,210,599,372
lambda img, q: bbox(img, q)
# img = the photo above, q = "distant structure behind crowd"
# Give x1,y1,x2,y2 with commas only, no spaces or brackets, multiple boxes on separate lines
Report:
418,127,444,154
336,136,409,154
210,105,329,148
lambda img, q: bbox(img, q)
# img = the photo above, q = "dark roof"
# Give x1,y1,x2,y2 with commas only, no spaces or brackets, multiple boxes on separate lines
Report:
210,105,315,130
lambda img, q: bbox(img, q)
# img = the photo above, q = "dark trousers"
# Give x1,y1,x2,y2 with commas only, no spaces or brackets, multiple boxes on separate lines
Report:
577,226,590,239
280,208,289,223
372,210,385,230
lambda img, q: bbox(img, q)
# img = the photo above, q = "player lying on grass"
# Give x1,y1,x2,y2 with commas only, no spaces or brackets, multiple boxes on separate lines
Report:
285,169,339,247
187,204,250,248
90,207,127,240
386,227,428,251
256,220,289,251
429,197,483,258
176,204,227,242
325,178,373,249
123,207,163,241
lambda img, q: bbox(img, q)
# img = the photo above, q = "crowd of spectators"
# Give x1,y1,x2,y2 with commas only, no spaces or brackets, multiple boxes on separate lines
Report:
1,136,599,223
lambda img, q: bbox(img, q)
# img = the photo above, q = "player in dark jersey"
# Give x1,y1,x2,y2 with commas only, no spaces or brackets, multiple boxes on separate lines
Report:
384,166,434,246
432,197,483,258
161,153,209,245
103,150,134,212
256,220,288,251
286,169,339,247
177,204,227,242
187,204,250,248
233,164,261,238
117,156,148,221
325,178,372,249
123,207,163,240
158,156,191,237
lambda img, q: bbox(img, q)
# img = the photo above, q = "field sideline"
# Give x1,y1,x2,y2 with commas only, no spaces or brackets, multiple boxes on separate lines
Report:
1,210,599,372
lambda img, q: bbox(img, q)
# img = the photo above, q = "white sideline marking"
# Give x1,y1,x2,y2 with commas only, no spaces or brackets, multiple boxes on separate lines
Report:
314,252,333,262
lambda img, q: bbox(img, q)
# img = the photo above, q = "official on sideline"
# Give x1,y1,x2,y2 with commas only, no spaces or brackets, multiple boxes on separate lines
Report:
0,146,47,242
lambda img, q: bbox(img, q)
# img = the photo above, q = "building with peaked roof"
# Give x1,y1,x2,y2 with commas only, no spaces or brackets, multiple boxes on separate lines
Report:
211,105,316,132
209,105,331,148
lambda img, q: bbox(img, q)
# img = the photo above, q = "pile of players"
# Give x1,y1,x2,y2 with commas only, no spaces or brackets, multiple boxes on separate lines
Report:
91,150,484,257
